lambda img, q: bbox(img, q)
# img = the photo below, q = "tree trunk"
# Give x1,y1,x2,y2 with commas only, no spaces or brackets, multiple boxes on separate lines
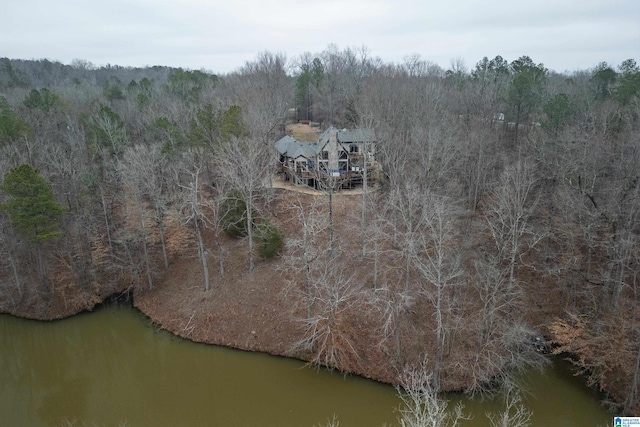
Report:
100,187,114,254
303,224,312,319
328,181,335,259
629,334,640,410
138,201,153,290
36,243,49,297
217,240,225,278
246,192,255,271
373,236,379,289
8,253,22,301
405,243,411,296
194,220,211,291
434,285,443,390
361,151,368,257
155,203,169,270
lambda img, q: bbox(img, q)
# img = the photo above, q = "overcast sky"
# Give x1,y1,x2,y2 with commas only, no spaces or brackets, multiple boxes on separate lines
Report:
3,0,639,74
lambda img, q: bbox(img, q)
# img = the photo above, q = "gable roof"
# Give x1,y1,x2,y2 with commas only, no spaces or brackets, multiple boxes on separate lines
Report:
338,128,375,143
275,135,319,159
317,126,337,146
318,126,375,145
277,127,376,158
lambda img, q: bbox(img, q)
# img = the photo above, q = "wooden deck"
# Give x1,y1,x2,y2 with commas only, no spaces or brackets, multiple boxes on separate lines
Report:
277,163,376,190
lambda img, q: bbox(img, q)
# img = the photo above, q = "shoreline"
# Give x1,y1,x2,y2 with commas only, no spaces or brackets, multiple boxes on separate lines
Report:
0,287,619,414
0,183,625,413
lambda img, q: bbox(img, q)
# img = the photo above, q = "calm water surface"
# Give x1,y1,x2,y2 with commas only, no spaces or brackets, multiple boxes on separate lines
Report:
0,305,612,426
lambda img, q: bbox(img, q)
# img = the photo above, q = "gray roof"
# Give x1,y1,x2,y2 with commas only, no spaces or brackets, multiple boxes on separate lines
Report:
318,126,376,145
338,128,375,143
275,135,319,159
317,126,336,146
277,127,375,158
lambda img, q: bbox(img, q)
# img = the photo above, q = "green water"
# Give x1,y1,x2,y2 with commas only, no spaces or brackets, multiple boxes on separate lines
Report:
0,305,613,426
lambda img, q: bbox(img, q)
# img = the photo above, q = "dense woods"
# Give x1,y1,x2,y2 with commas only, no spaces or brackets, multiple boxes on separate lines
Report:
1,48,639,415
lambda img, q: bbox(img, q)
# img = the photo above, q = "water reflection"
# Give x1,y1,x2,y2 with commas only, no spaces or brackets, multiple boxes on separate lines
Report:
449,359,611,427
0,306,400,426
0,305,612,426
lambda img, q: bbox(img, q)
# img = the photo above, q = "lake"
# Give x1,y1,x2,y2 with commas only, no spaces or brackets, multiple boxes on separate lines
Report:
0,305,612,426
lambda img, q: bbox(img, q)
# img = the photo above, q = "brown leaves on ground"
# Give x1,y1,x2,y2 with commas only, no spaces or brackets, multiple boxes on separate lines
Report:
550,308,640,413
133,186,407,384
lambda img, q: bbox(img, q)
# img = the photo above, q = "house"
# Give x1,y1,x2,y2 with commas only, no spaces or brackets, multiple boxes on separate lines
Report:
276,126,376,189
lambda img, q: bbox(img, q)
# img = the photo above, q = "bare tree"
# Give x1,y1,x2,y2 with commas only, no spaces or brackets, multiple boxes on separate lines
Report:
235,51,292,145
362,193,392,290
292,257,369,372
281,196,328,319
315,45,365,124
396,358,469,427
215,135,271,271
119,144,173,289
414,194,464,388
459,127,496,211
0,155,23,304
26,112,94,294
317,175,346,259
174,155,213,291
627,326,640,412
121,144,171,270
485,380,532,427
353,113,378,257
0,218,23,305
374,284,412,363
473,259,513,347
485,160,540,310
468,320,549,392
386,177,427,300
314,415,340,427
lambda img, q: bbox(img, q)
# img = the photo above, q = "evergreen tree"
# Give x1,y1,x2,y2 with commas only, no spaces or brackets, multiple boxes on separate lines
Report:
507,56,548,142
23,88,60,113
1,164,66,292
188,104,221,148
614,59,640,105
542,93,574,134
255,219,282,259
221,105,249,141
1,164,65,242
0,108,30,146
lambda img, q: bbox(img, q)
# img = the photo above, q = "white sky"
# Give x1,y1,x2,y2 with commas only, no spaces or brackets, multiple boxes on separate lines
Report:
3,0,639,74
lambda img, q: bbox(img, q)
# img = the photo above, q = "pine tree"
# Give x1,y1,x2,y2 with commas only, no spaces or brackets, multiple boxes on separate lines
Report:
1,164,66,242
1,164,66,293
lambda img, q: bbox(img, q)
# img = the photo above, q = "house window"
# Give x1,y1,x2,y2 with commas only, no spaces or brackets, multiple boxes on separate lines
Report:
322,151,329,160
350,145,359,153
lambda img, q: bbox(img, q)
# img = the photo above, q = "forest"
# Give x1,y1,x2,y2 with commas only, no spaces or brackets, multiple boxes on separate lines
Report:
0,47,639,417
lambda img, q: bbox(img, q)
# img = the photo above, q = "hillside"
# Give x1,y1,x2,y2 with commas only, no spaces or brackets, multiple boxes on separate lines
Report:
132,179,551,390
1,54,639,415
